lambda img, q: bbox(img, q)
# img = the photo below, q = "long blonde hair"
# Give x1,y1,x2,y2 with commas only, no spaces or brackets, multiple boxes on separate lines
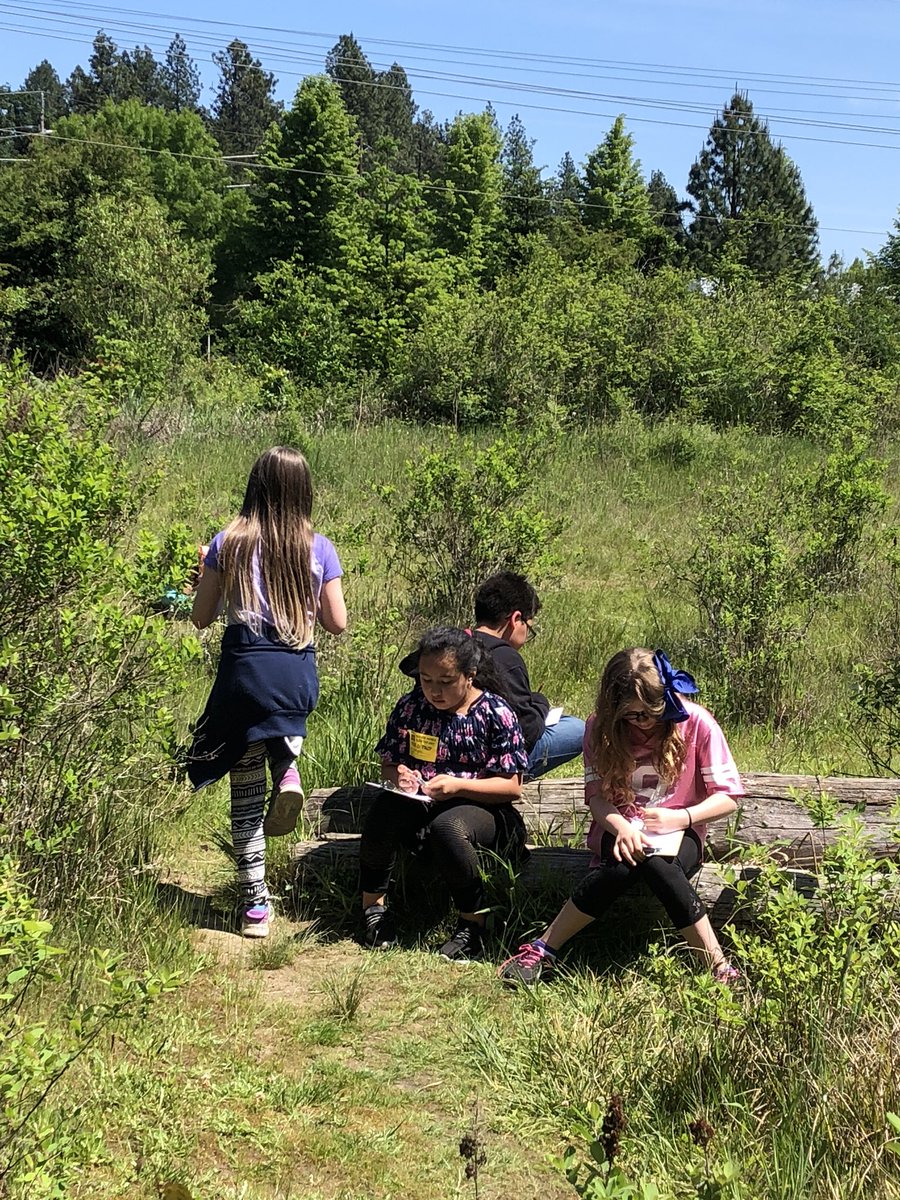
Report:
218,447,316,648
587,648,687,808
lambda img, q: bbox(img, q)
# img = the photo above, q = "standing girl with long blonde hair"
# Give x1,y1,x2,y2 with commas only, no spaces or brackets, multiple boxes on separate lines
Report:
499,647,743,984
189,447,346,937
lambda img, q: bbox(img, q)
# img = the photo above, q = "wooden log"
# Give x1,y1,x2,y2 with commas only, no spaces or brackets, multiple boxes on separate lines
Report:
290,835,827,929
302,773,900,867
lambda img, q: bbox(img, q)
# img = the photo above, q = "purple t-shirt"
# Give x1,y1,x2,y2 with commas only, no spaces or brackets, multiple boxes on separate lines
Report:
205,529,342,629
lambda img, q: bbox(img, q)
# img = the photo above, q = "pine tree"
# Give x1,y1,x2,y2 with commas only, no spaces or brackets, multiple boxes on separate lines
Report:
550,151,581,214
410,109,447,180
325,35,379,153
68,31,123,112
645,169,689,266
686,92,819,278
19,61,67,130
66,31,169,111
249,74,363,272
325,35,415,167
161,34,202,113
376,62,416,168
500,113,546,252
434,110,503,272
877,208,900,299
0,61,66,155
581,114,652,243
210,39,280,156
119,45,167,107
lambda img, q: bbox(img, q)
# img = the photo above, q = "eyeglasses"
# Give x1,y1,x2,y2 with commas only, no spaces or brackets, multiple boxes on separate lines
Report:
522,618,539,642
622,709,654,723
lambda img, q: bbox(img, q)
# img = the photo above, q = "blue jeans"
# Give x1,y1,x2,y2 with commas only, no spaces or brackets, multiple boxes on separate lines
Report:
526,715,586,779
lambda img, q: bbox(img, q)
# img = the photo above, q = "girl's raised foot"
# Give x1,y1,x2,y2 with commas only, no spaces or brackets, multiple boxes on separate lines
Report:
264,765,305,837
497,940,556,986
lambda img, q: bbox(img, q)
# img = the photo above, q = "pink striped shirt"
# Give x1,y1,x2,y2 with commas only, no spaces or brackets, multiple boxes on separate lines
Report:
583,700,744,858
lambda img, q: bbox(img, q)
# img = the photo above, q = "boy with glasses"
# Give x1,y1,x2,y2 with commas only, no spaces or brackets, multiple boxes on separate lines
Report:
472,572,585,780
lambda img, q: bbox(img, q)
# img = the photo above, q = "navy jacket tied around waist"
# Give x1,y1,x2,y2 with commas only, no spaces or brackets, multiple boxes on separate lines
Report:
188,623,319,790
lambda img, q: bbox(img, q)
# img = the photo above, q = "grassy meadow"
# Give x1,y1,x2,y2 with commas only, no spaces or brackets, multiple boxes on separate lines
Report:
9,410,900,1200
144,412,900,779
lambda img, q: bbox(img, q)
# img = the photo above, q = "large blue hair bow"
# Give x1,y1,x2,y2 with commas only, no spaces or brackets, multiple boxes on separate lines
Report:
653,650,698,723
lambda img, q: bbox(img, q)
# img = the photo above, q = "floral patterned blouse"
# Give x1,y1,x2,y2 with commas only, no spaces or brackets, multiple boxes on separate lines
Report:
376,687,528,781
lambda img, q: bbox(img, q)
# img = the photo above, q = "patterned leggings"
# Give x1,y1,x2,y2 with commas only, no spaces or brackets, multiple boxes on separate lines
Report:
230,736,303,905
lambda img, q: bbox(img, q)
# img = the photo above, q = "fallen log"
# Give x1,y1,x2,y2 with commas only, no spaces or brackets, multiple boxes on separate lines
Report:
302,773,900,867
290,834,841,930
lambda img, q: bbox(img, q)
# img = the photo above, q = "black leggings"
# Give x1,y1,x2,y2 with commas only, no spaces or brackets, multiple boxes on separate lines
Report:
358,792,523,913
571,831,706,930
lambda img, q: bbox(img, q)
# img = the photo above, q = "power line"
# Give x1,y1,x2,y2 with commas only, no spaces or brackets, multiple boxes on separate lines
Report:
13,129,881,238
8,0,900,121
7,1,900,109
18,0,900,94
5,14,900,155
7,0,900,119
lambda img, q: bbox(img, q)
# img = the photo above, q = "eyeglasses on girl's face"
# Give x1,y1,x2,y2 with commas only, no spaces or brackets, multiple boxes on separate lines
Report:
622,709,655,723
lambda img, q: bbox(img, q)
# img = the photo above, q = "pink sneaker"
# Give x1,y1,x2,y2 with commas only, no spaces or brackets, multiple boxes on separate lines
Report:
263,765,305,836
497,941,557,986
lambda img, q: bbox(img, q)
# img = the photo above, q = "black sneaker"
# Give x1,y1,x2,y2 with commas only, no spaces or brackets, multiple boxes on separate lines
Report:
439,919,484,961
497,941,556,985
362,904,397,949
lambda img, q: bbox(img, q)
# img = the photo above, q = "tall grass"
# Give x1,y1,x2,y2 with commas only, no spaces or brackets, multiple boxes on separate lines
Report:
148,412,900,779
466,962,900,1199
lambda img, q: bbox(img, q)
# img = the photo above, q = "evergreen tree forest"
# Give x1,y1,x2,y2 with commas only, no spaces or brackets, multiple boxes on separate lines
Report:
1,28,899,432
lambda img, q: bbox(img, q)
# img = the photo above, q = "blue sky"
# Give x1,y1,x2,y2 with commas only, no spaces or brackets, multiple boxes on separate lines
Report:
2,0,899,262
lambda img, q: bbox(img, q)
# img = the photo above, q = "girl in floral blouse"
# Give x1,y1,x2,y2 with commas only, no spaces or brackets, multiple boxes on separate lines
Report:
359,627,528,961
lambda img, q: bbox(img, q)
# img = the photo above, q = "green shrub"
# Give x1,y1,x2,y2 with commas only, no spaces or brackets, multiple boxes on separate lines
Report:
0,856,182,1197
796,435,887,591
0,359,197,911
683,435,886,724
382,416,563,623
682,476,813,723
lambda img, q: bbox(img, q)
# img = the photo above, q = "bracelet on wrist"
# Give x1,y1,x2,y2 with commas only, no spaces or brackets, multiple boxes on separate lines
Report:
685,809,693,830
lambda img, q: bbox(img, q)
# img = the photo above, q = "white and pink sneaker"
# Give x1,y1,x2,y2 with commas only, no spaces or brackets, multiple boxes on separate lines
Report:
241,901,273,938
263,764,305,837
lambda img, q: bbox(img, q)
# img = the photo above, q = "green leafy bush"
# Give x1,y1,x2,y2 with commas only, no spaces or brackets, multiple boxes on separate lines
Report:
0,855,182,1197
382,416,563,623
0,358,198,911
683,476,813,723
796,435,887,590
683,436,886,723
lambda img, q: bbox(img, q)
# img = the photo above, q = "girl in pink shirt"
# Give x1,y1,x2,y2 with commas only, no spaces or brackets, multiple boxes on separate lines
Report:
499,647,744,986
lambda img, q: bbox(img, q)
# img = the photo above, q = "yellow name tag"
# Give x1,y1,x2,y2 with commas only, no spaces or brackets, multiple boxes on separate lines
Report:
408,730,439,763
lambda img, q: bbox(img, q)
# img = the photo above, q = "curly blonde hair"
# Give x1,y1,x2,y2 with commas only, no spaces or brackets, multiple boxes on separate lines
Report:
587,648,687,809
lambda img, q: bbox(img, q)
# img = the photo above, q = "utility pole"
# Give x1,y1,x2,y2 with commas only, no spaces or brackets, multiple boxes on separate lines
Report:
0,89,51,136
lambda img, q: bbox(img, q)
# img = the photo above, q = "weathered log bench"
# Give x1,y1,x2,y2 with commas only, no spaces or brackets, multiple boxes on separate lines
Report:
291,773,900,928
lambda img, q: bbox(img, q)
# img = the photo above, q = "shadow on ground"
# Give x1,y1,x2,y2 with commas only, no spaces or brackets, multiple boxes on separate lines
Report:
155,878,234,932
